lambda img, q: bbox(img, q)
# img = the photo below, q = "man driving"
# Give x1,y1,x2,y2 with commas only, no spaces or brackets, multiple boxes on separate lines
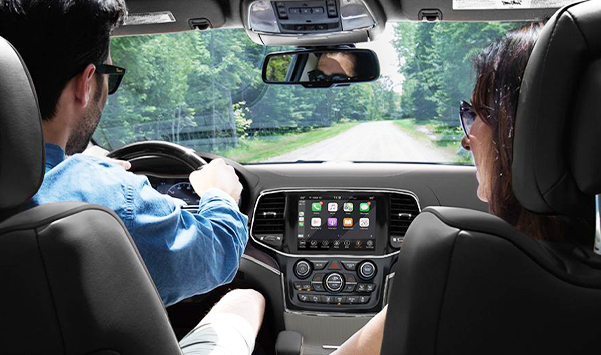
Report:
317,52,358,77
0,2,264,354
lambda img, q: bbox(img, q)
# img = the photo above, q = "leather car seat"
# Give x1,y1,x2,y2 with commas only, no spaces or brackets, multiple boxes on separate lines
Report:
0,37,182,354
381,1,601,354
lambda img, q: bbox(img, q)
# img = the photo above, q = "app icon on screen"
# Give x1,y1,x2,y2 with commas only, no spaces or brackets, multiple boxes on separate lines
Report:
359,218,369,227
327,217,338,227
299,211,305,217
312,202,322,212
343,203,354,212
298,221,304,227
359,202,370,212
311,217,322,227
343,218,353,227
328,202,338,212
299,216,304,222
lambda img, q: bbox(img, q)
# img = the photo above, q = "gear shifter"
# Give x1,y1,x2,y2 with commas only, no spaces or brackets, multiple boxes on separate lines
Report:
275,330,303,355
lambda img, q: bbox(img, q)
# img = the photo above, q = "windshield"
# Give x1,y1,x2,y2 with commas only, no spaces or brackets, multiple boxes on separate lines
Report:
94,22,525,164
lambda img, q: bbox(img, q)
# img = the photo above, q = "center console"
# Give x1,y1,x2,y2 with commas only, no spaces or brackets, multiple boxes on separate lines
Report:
286,256,389,311
251,189,420,313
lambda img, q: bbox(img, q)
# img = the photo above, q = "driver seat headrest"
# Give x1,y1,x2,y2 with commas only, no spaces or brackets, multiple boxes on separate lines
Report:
0,36,45,210
514,0,601,216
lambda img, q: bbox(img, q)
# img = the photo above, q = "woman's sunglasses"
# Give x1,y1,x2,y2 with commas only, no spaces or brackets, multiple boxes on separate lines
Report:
96,64,126,95
459,100,476,137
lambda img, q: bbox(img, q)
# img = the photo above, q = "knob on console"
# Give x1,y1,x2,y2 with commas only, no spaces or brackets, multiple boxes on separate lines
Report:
325,272,344,293
294,260,312,279
358,261,376,280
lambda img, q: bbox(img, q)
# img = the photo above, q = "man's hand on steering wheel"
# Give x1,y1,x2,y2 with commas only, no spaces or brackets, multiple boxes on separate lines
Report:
189,159,243,204
107,141,242,203
83,145,132,170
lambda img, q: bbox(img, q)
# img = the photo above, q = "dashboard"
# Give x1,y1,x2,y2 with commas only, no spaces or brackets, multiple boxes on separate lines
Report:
250,188,419,313
142,159,487,353
148,175,200,207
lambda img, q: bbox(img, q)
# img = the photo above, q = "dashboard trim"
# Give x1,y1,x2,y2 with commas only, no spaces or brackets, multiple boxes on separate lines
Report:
241,254,281,275
383,272,395,306
250,187,422,258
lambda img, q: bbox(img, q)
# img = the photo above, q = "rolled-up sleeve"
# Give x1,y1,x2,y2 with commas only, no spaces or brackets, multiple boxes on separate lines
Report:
127,175,249,306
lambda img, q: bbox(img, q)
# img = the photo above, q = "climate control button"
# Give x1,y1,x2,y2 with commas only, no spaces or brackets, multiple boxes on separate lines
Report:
358,261,376,280
324,273,344,293
295,260,312,279
312,260,328,270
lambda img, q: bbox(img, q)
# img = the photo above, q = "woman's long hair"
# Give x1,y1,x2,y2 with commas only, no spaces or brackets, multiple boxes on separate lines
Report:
471,23,587,241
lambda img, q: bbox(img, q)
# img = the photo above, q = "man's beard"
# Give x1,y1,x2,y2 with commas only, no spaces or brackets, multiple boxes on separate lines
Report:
65,100,102,155
65,80,103,156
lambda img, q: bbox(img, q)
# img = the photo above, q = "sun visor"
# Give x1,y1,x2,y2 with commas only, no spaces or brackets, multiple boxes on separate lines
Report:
242,0,385,46
112,0,226,36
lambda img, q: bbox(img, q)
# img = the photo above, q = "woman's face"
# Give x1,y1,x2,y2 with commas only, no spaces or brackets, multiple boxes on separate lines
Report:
461,114,494,203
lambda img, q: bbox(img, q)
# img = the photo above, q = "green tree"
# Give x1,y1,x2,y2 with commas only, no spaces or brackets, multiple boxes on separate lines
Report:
393,22,527,122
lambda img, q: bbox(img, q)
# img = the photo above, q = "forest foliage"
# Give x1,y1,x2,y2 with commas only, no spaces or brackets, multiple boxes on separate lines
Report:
95,22,527,158
394,22,525,123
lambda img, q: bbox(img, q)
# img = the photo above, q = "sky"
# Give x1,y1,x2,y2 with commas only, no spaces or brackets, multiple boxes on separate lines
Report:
357,24,405,93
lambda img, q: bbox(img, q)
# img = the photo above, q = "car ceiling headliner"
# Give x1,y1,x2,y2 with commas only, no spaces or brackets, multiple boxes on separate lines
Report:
113,0,562,38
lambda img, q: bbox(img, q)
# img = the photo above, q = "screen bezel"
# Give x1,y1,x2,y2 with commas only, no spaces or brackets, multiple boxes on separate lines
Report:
286,191,390,255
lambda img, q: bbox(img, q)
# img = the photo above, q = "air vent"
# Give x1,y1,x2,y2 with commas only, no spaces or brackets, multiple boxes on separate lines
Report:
252,192,286,249
389,193,420,248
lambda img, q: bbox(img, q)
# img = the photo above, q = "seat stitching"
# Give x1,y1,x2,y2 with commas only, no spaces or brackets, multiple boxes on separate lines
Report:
427,208,601,290
432,228,460,355
567,6,591,51
34,225,67,354
3,204,172,322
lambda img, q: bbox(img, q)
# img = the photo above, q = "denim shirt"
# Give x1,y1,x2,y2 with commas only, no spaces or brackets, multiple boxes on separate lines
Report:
30,143,249,306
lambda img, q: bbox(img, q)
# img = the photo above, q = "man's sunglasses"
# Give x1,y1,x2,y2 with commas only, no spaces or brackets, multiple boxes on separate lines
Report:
96,64,126,95
308,69,352,82
459,100,476,137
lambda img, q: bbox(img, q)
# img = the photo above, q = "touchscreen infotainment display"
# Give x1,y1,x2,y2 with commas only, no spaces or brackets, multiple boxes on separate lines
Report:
297,194,376,251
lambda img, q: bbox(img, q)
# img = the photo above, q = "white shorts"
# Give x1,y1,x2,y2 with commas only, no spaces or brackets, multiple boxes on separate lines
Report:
179,313,256,355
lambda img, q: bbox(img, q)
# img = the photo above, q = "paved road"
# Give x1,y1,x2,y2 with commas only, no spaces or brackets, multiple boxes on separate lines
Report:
267,121,455,163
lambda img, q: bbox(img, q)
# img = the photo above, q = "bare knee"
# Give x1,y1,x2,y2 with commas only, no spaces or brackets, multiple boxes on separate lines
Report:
225,289,265,310
210,288,266,316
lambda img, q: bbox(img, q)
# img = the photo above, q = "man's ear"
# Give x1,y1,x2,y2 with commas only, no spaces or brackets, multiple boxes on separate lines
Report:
73,64,97,108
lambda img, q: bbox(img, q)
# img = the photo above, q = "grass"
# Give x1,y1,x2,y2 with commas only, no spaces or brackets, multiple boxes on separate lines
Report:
217,121,359,163
393,118,472,164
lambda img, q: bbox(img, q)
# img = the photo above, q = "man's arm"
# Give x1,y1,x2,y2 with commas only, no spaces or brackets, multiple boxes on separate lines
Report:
189,158,243,204
126,165,248,306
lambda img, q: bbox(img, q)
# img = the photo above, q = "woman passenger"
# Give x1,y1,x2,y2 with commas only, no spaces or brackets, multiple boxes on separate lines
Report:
332,21,591,355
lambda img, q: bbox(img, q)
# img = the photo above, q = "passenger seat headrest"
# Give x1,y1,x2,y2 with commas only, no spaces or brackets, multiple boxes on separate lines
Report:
513,0,601,216
0,36,45,210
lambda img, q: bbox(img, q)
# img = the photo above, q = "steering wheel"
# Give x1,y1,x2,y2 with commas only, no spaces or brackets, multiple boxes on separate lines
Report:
107,140,208,171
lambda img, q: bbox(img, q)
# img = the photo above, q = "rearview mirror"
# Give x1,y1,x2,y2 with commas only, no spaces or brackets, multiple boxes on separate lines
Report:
262,48,380,88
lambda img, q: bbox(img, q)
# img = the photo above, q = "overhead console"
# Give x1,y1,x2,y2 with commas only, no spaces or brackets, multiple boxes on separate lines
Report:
242,0,385,45
251,189,420,312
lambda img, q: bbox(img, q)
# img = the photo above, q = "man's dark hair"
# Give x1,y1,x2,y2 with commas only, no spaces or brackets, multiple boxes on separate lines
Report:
0,0,127,120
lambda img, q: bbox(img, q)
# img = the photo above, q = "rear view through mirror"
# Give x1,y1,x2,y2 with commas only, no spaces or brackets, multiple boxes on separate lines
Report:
262,48,380,87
